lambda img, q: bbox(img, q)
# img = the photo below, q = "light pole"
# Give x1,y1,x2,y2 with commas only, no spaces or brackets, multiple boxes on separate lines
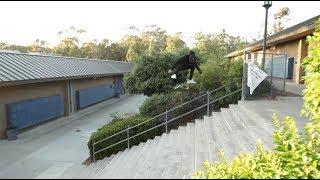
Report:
261,1,272,70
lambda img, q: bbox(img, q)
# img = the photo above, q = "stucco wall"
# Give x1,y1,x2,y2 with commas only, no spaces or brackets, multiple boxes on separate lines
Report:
0,81,68,139
0,75,118,139
246,38,307,84
70,76,116,112
271,39,301,83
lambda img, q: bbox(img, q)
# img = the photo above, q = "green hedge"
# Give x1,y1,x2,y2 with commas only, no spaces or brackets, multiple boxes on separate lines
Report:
87,114,161,160
139,93,175,117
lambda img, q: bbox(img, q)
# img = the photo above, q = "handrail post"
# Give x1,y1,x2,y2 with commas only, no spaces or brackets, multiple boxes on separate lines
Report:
241,50,248,100
270,53,274,97
92,143,96,163
165,109,168,134
127,125,130,149
283,53,287,96
207,91,210,116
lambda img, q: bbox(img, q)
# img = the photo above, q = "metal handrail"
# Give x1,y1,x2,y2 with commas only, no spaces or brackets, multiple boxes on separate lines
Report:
92,78,242,162
93,112,164,146
92,77,241,146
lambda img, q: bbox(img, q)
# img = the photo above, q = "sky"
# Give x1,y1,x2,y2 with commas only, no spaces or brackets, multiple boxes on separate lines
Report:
0,1,319,47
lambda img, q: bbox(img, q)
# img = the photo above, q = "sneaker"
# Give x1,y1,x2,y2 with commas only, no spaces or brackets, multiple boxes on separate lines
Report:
171,74,177,79
187,79,196,83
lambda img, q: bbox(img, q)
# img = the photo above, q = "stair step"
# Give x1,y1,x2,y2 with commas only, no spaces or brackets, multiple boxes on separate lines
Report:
203,115,220,163
220,108,253,152
92,149,126,178
88,154,115,178
132,135,163,178
194,119,211,171
71,101,281,179
109,144,141,178
229,104,274,149
183,122,196,178
160,127,189,178
121,138,160,178
212,112,243,160
169,123,192,179
237,101,274,128
203,116,215,163
143,130,183,179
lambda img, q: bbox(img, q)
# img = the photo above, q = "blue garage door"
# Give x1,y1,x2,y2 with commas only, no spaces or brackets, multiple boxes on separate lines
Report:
115,76,122,95
6,95,64,130
76,84,115,109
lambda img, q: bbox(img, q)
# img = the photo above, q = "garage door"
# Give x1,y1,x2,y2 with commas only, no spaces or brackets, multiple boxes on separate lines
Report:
115,76,122,95
76,84,115,109
6,95,64,130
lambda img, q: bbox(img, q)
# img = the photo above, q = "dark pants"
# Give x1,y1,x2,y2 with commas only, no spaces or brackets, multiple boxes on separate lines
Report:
172,64,195,80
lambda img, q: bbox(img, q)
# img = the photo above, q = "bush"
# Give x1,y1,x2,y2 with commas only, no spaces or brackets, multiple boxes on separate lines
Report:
193,115,320,179
88,114,161,160
123,52,187,96
109,112,122,122
139,93,175,117
139,56,245,130
302,20,320,123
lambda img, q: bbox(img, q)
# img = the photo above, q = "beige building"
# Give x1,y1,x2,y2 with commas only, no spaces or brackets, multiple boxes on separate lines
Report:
227,15,320,85
0,51,133,139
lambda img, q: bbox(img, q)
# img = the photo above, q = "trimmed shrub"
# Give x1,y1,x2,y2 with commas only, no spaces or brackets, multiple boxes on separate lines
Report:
139,90,206,131
88,114,161,160
139,93,175,117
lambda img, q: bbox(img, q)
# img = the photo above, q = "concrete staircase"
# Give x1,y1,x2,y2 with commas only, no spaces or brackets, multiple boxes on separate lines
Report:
59,100,277,179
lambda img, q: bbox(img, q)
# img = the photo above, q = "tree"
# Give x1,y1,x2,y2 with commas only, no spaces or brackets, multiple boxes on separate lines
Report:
273,7,291,34
94,39,109,60
54,37,82,57
194,30,247,64
126,43,140,61
29,39,51,53
81,42,98,58
105,42,126,61
124,52,182,96
54,26,87,57
166,32,187,53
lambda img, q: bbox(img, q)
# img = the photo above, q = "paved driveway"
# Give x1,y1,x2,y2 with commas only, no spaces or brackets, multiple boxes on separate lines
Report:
0,94,146,179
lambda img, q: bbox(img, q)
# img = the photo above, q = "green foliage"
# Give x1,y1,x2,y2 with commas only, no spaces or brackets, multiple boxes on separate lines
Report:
123,52,183,96
140,93,174,117
87,114,161,160
109,112,122,122
139,90,197,118
194,30,248,64
302,20,320,123
193,115,320,179
193,19,320,179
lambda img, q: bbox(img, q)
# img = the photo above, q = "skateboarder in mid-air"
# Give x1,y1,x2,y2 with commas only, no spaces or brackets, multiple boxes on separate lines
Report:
168,50,202,83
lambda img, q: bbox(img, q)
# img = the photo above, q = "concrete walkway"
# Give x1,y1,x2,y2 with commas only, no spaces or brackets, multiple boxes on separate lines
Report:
0,94,146,179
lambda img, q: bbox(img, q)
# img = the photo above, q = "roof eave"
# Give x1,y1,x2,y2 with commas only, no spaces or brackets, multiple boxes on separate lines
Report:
226,18,318,58
0,72,130,87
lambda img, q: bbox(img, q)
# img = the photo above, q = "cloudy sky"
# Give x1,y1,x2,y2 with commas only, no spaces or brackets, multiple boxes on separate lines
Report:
0,1,319,47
